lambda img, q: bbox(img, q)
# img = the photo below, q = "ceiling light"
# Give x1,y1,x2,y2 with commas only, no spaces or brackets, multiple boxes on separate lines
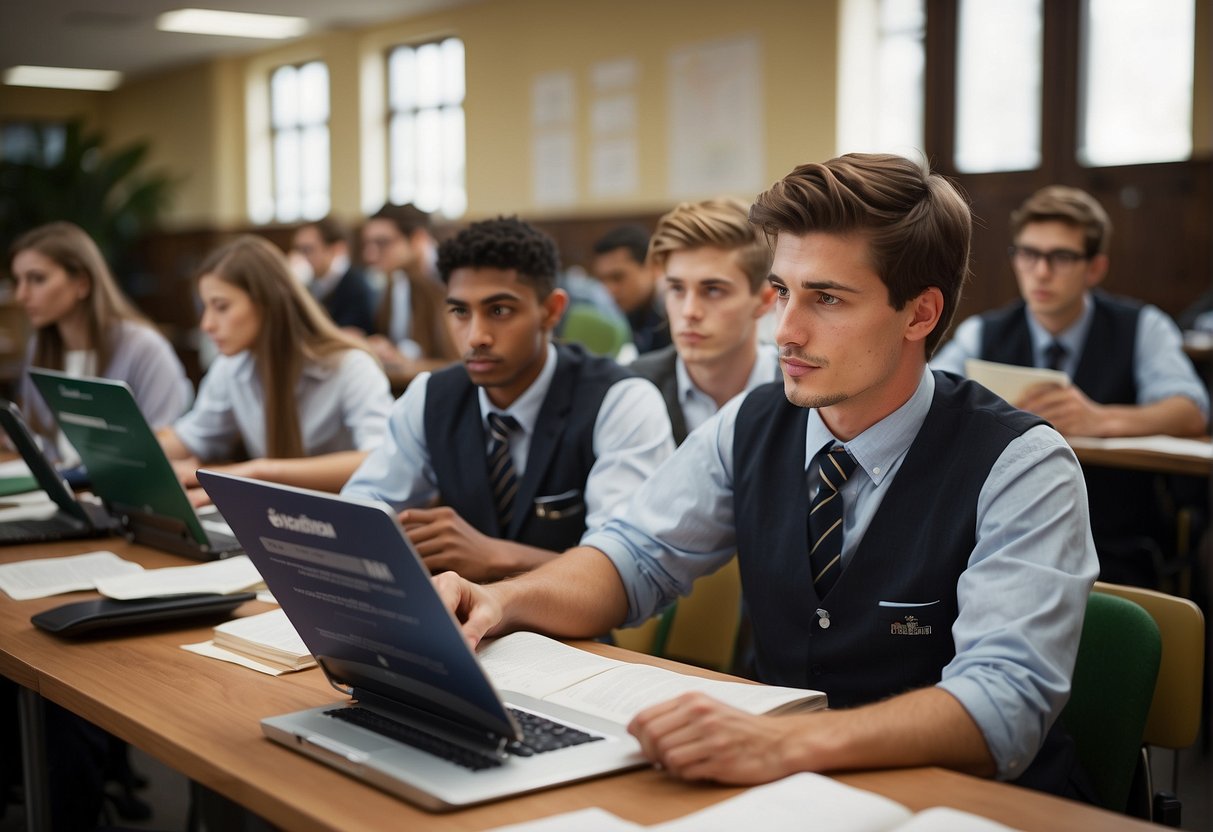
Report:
157,8,308,39
3,65,122,91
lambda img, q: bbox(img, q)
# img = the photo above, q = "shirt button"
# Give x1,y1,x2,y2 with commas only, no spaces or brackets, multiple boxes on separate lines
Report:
872,466,881,475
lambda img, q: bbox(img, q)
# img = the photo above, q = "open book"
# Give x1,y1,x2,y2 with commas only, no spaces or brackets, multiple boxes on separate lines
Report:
182,608,315,675
477,632,825,726
484,771,1019,832
964,358,1068,405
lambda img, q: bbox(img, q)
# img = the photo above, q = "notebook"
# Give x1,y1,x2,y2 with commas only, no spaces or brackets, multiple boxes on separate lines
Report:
196,470,646,811
28,369,241,561
0,399,114,544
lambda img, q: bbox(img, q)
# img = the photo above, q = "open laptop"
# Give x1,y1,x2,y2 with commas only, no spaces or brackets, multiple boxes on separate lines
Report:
28,369,241,561
196,470,645,811
0,399,115,544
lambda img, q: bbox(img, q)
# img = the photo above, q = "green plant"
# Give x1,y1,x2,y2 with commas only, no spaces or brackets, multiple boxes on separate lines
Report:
0,119,174,266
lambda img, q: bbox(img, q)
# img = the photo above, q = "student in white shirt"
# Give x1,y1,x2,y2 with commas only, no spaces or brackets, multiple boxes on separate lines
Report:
159,235,392,506
8,221,191,460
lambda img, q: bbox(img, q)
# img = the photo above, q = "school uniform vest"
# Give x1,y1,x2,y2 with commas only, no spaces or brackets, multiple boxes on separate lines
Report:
423,343,631,552
733,374,1086,797
978,294,1161,563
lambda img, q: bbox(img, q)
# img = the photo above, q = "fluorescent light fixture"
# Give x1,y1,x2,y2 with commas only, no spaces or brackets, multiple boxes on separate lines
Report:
157,8,308,39
3,65,122,91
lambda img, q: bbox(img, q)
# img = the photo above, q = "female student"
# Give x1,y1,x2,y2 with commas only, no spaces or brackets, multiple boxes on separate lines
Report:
9,221,191,457
159,235,393,505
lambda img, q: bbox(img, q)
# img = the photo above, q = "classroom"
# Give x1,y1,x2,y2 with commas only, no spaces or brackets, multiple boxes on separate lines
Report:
0,1,1210,830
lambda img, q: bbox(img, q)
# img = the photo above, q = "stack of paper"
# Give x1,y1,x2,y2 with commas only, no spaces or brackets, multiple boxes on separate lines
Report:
0,551,143,600
95,555,264,599
182,608,314,675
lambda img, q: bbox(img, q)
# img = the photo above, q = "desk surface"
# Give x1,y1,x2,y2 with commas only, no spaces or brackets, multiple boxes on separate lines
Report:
1067,436,1212,477
0,540,1154,832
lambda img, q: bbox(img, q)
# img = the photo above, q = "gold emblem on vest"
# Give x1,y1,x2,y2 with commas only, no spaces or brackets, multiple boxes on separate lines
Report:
890,615,933,636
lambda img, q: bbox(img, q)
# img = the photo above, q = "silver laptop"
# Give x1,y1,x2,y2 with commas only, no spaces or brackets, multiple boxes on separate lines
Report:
28,369,241,561
196,470,645,811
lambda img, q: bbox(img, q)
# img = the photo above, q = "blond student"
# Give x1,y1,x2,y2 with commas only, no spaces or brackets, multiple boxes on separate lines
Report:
9,221,191,460
159,235,392,506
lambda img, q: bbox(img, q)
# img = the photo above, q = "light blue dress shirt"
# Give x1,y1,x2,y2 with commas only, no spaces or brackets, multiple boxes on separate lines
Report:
173,348,392,461
343,343,675,538
583,368,1098,780
932,295,1210,418
675,343,780,435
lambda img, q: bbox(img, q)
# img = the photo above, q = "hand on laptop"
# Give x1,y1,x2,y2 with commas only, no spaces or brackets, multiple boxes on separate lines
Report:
170,456,203,488
431,570,506,648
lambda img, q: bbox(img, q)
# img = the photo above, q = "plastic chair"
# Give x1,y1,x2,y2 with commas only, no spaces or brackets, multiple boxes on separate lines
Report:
1060,591,1161,814
559,304,631,358
1093,581,1205,825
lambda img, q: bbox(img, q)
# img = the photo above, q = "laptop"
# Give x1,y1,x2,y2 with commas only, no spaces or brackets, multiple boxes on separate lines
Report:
196,470,645,811
0,399,115,544
28,369,241,561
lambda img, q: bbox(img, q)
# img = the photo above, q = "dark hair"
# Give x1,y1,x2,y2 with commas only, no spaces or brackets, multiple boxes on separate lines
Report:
592,225,650,265
1010,186,1110,257
749,153,971,357
299,215,348,247
437,217,561,297
369,203,432,238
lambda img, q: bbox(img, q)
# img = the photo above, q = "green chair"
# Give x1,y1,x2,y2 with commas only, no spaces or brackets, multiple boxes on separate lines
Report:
1060,591,1162,814
559,304,631,358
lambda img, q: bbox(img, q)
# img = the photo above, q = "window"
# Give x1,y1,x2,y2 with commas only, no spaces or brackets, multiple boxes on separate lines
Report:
0,122,66,165
269,60,329,222
953,0,1043,173
1078,0,1195,166
387,38,466,217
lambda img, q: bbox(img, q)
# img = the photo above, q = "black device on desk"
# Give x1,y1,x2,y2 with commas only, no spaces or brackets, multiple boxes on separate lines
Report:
0,399,115,544
32,592,257,636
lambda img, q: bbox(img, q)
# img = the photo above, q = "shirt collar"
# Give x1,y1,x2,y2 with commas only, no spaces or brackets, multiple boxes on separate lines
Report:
1025,292,1092,360
477,342,558,435
803,366,935,487
675,343,780,404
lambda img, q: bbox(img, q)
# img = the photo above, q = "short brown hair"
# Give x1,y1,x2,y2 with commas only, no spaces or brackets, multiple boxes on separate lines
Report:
1010,186,1110,257
300,215,348,247
748,153,971,356
648,197,772,293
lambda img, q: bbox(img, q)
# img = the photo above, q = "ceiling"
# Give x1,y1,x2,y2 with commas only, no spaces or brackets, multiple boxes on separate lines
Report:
0,0,471,84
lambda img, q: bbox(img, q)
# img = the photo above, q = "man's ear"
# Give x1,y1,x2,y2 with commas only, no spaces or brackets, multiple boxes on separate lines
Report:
904,287,944,344
753,283,776,318
1085,253,1109,289
541,288,570,332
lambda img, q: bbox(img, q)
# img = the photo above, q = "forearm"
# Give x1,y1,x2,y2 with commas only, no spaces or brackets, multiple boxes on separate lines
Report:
157,427,195,461
783,687,995,777
245,451,370,492
492,546,630,638
1099,395,1206,437
477,539,564,581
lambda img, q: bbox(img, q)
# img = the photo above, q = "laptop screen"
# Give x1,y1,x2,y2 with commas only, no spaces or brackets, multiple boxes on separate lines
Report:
27,369,209,545
0,399,90,523
198,470,517,741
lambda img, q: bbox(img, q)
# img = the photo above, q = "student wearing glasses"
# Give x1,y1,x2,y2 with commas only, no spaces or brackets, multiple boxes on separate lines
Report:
932,185,1208,584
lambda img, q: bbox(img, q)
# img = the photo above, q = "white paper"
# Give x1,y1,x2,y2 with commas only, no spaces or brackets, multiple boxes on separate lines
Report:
213,608,310,661
1066,435,1213,459
181,640,303,676
668,35,764,197
478,632,621,699
532,71,575,126
533,131,577,205
891,807,1019,832
96,554,263,600
591,138,638,196
592,57,638,92
485,807,640,832
0,458,33,478
964,358,1069,404
592,95,636,134
0,491,65,524
0,551,142,601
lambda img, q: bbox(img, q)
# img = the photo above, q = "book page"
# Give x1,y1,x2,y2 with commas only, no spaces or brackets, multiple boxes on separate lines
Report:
0,551,142,600
478,632,624,699
653,773,910,832
484,807,640,832
545,663,824,725
964,358,1069,404
212,608,310,661
96,554,263,599
891,807,1020,831
181,640,311,676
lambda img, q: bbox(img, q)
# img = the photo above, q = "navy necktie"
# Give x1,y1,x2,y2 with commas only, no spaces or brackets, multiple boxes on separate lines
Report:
1044,341,1068,372
487,413,521,531
808,444,857,598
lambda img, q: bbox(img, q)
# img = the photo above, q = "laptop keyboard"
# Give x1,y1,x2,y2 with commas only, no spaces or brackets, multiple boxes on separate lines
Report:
325,705,603,772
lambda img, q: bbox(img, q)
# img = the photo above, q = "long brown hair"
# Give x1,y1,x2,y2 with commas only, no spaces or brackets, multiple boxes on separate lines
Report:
196,235,369,459
8,222,152,433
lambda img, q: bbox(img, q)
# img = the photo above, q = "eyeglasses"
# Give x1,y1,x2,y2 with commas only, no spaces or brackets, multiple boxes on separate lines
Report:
1008,245,1089,271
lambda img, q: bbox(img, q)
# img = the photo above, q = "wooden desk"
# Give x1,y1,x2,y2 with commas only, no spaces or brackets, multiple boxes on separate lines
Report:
1068,436,1212,478
1,540,1155,832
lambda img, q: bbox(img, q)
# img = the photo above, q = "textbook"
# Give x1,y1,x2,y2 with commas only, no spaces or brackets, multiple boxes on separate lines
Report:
484,771,1020,832
964,358,1068,405
183,608,315,675
477,632,826,723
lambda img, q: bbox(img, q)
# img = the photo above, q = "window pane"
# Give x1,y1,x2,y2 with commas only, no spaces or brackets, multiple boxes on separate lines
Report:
274,129,301,222
442,108,467,217
270,65,298,129
389,113,416,205
415,108,443,212
388,46,416,111
442,38,465,104
875,0,925,153
1079,0,1194,166
298,61,329,125
415,43,442,108
300,125,329,206
954,0,1042,173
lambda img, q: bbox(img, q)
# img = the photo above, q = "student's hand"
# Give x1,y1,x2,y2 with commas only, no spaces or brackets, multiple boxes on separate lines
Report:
1016,383,1105,437
185,486,213,508
170,457,203,488
431,570,505,648
628,692,797,785
400,506,508,582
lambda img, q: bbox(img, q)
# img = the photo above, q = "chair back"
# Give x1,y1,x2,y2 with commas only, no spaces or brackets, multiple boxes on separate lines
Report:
1093,581,1205,750
560,304,631,357
1060,591,1161,813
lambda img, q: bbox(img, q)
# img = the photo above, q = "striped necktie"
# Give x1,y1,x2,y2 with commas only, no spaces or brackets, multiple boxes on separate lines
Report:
808,444,857,598
487,413,521,531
